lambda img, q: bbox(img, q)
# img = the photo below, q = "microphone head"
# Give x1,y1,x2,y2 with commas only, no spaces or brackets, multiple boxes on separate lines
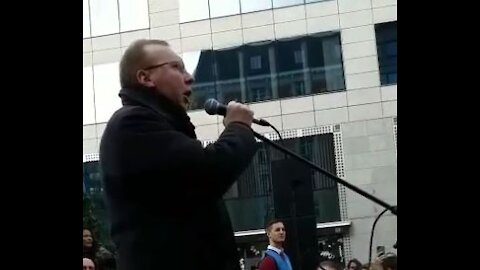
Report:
204,98,220,115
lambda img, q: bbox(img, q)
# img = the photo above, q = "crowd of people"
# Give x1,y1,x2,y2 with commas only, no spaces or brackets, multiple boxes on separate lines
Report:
316,255,397,270
254,219,397,270
83,218,397,270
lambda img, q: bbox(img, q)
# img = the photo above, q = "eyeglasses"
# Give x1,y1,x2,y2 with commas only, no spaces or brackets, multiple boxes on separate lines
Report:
143,61,187,74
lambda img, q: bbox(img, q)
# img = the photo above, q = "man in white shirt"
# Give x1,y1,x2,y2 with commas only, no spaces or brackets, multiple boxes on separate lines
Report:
258,219,293,270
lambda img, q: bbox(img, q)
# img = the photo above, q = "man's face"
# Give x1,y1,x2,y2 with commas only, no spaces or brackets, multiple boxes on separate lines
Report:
83,258,95,270
83,229,93,248
267,222,286,243
138,44,194,110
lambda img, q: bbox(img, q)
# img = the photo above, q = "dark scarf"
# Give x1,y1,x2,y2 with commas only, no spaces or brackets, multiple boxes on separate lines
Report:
118,86,196,139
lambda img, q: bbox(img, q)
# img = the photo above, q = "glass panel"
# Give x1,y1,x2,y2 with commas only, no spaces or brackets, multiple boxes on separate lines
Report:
272,0,304,8
119,0,149,32
83,162,116,251
83,0,91,38
185,50,217,110
240,0,272,13
93,63,122,123
83,66,96,124
209,0,241,18
214,48,244,103
224,133,340,231
375,21,397,85
90,0,120,36
307,33,345,94
179,0,210,23
242,43,273,102
276,38,307,98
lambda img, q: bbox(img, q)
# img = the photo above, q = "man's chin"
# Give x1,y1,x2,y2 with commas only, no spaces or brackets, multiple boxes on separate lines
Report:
181,102,190,111
181,96,191,110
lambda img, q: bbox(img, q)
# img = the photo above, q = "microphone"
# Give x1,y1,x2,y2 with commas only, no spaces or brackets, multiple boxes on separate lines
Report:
204,99,270,126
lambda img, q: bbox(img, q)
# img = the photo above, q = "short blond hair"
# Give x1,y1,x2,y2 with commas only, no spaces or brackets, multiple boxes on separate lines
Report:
119,39,169,89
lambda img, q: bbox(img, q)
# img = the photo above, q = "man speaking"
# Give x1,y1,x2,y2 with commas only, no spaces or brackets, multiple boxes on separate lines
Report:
100,39,258,270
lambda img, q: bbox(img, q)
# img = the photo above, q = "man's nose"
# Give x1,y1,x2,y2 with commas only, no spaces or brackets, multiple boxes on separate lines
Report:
184,72,194,85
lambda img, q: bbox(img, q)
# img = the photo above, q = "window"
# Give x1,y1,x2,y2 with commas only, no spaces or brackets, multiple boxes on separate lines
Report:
179,0,210,23
84,0,149,38
294,50,303,64
224,133,341,231
276,38,305,98
179,0,328,22
184,51,217,110
273,0,304,8
83,161,114,250
185,32,346,111
89,0,119,37
375,21,397,85
214,48,243,104
83,67,95,124
250,56,262,70
307,33,345,94
240,0,272,13
118,0,149,32
93,63,122,123
243,43,273,102
83,0,91,38
209,0,240,18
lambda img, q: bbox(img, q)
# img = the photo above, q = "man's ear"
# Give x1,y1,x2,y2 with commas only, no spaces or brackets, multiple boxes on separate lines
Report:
136,70,155,87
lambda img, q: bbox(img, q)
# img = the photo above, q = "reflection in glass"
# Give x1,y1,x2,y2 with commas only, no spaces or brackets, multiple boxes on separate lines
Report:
185,31,346,111
214,48,244,104
225,196,271,231
83,162,115,250
209,0,240,18
224,133,340,231
84,134,339,235
119,0,149,32
179,0,210,23
272,0,304,8
185,51,217,110
276,38,306,98
240,0,272,13
375,21,397,85
89,0,120,37
83,67,96,124
243,42,273,102
83,0,91,38
93,63,122,123
308,33,345,94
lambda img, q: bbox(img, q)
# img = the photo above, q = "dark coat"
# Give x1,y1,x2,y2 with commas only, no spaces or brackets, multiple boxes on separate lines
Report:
100,87,258,270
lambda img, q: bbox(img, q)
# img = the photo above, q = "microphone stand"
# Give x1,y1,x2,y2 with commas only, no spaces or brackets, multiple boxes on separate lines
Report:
252,131,397,216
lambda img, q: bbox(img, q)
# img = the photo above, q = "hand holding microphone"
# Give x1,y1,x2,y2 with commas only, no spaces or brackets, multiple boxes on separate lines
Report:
204,99,271,127
223,101,254,127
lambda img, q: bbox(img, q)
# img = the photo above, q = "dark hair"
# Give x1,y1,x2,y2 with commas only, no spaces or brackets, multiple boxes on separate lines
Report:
265,218,284,232
319,260,342,270
83,227,116,270
347,259,362,270
83,227,98,259
119,39,170,89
